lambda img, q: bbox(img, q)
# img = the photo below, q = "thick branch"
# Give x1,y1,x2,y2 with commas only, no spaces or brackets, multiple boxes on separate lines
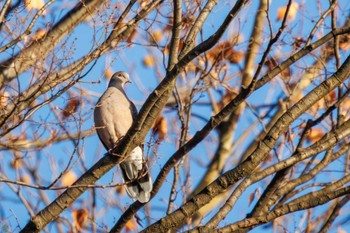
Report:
215,186,350,232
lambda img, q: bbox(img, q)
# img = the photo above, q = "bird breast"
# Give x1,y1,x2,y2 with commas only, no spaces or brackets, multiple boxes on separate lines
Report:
94,88,134,149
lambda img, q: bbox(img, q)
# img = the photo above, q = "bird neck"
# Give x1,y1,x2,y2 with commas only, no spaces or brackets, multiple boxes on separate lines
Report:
108,81,125,90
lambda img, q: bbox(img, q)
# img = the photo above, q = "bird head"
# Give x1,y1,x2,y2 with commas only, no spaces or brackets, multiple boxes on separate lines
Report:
108,71,131,88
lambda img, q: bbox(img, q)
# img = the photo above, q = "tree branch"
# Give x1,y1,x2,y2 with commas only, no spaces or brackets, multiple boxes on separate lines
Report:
0,0,107,89
140,54,350,232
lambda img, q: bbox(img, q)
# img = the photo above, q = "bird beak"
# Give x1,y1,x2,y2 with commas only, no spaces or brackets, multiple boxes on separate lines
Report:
127,80,132,84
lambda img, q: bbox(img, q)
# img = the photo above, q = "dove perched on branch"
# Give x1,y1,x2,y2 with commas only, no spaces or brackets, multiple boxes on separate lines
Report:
94,71,152,203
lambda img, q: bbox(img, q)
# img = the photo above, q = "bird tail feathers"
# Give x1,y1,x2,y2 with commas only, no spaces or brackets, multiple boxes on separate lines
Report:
121,164,153,203
120,147,152,203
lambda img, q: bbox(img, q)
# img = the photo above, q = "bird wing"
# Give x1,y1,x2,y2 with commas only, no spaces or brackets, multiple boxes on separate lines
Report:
129,100,138,121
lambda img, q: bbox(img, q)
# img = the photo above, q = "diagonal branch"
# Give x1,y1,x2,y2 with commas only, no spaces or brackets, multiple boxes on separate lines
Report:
0,0,160,133
0,0,107,89
111,0,249,164
19,1,247,231
214,185,350,232
201,132,350,231
110,24,350,233
140,54,350,232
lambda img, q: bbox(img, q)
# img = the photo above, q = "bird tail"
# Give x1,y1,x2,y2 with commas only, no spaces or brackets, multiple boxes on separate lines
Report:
120,147,153,203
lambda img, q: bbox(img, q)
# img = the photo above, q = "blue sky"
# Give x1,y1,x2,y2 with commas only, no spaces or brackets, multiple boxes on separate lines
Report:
1,0,350,232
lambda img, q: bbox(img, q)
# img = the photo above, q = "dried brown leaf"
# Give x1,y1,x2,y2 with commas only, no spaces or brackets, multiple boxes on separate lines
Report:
0,91,9,107
62,171,77,186
339,35,350,52
150,30,163,43
277,2,299,21
115,23,137,44
340,98,350,117
248,192,255,206
165,39,184,54
248,188,261,206
127,28,138,44
10,158,23,169
293,37,306,49
309,98,325,114
265,57,290,81
325,90,337,105
62,98,81,118
185,62,197,73
152,115,168,141
31,29,47,42
116,185,126,196
227,50,244,64
139,0,152,8
104,69,114,80
280,67,291,81
20,175,32,183
165,14,193,32
143,55,156,67
125,219,138,233
25,0,45,11
306,128,324,143
208,41,233,63
265,57,278,71
72,208,88,231
217,91,238,111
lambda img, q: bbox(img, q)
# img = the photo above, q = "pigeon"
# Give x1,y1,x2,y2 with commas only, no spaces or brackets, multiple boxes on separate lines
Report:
94,71,152,203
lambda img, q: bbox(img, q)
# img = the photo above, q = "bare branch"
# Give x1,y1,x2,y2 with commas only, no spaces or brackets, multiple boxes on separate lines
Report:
0,0,107,89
